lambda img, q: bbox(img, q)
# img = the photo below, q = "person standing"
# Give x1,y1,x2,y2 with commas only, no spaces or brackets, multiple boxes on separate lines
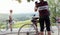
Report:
34,0,51,35
9,10,13,31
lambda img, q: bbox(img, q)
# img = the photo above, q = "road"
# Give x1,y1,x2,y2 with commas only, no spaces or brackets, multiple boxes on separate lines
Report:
0,26,59,35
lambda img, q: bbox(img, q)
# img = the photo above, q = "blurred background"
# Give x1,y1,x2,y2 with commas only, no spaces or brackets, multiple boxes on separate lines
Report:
0,0,60,33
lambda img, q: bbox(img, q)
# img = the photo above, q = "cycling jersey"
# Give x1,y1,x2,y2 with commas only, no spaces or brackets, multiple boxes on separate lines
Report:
35,1,50,16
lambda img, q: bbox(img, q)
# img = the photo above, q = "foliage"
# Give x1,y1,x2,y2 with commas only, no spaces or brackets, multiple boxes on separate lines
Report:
47,0,60,23
16,0,21,3
16,0,60,23
12,20,31,28
0,0,60,29
16,0,34,3
0,19,56,29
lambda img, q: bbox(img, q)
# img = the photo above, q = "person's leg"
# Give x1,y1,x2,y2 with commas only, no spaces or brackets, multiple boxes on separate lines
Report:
45,16,51,35
39,17,44,35
34,22,37,27
10,23,12,31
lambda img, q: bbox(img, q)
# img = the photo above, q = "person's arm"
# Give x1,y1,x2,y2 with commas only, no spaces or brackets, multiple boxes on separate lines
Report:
34,1,38,12
34,7,38,12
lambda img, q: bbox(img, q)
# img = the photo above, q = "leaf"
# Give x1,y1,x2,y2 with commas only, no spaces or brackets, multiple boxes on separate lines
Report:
16,0,21,3
27,0,30,2
31,0,34,1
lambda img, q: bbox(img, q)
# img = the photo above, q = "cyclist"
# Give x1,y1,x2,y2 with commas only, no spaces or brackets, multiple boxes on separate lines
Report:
34,0,51,35
31,14,39,35
9,10,13,31
31,14,39,27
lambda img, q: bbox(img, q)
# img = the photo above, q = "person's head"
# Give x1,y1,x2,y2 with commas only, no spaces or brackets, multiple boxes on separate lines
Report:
39,0,44,2
35,1,38,4
10,10,13,13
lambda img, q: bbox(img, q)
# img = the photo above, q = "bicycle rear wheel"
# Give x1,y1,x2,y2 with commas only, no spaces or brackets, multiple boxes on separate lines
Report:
18,24,37,35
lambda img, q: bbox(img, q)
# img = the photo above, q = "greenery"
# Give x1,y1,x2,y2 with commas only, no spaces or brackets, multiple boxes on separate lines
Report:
12,20,56,28
12,20,31,28
0,20,56,29
47,0,60,23
16,0,34,3
0,0,60,29
16,0,60,23
0,13,34,21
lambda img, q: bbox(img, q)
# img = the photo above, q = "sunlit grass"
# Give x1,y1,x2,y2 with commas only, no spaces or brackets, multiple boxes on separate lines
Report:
12,20,31,28
0,20,56,29
12,20,56,28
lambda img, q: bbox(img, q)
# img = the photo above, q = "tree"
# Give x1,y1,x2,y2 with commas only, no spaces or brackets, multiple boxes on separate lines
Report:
16,0,60,23
47,0,60,23
16,0,34,3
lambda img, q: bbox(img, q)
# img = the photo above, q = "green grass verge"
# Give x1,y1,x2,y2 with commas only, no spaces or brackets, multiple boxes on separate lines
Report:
0,20,56,29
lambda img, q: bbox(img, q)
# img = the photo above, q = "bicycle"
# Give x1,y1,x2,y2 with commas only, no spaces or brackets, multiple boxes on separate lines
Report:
18,14,39,35
17,14,54,35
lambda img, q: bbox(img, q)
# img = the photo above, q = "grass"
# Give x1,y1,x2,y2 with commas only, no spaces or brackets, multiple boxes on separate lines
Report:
12,20,56,28
0,20,56,29
12,20,31,28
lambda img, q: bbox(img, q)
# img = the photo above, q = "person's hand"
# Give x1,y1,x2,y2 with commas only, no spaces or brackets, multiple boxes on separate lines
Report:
34,7,37,12
35,9,37,12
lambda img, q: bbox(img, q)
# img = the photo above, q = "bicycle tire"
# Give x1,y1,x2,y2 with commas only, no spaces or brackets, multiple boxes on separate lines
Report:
18,24,38,35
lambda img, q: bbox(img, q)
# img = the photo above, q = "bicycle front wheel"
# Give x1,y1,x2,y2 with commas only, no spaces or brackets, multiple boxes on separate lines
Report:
18,24,37,35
